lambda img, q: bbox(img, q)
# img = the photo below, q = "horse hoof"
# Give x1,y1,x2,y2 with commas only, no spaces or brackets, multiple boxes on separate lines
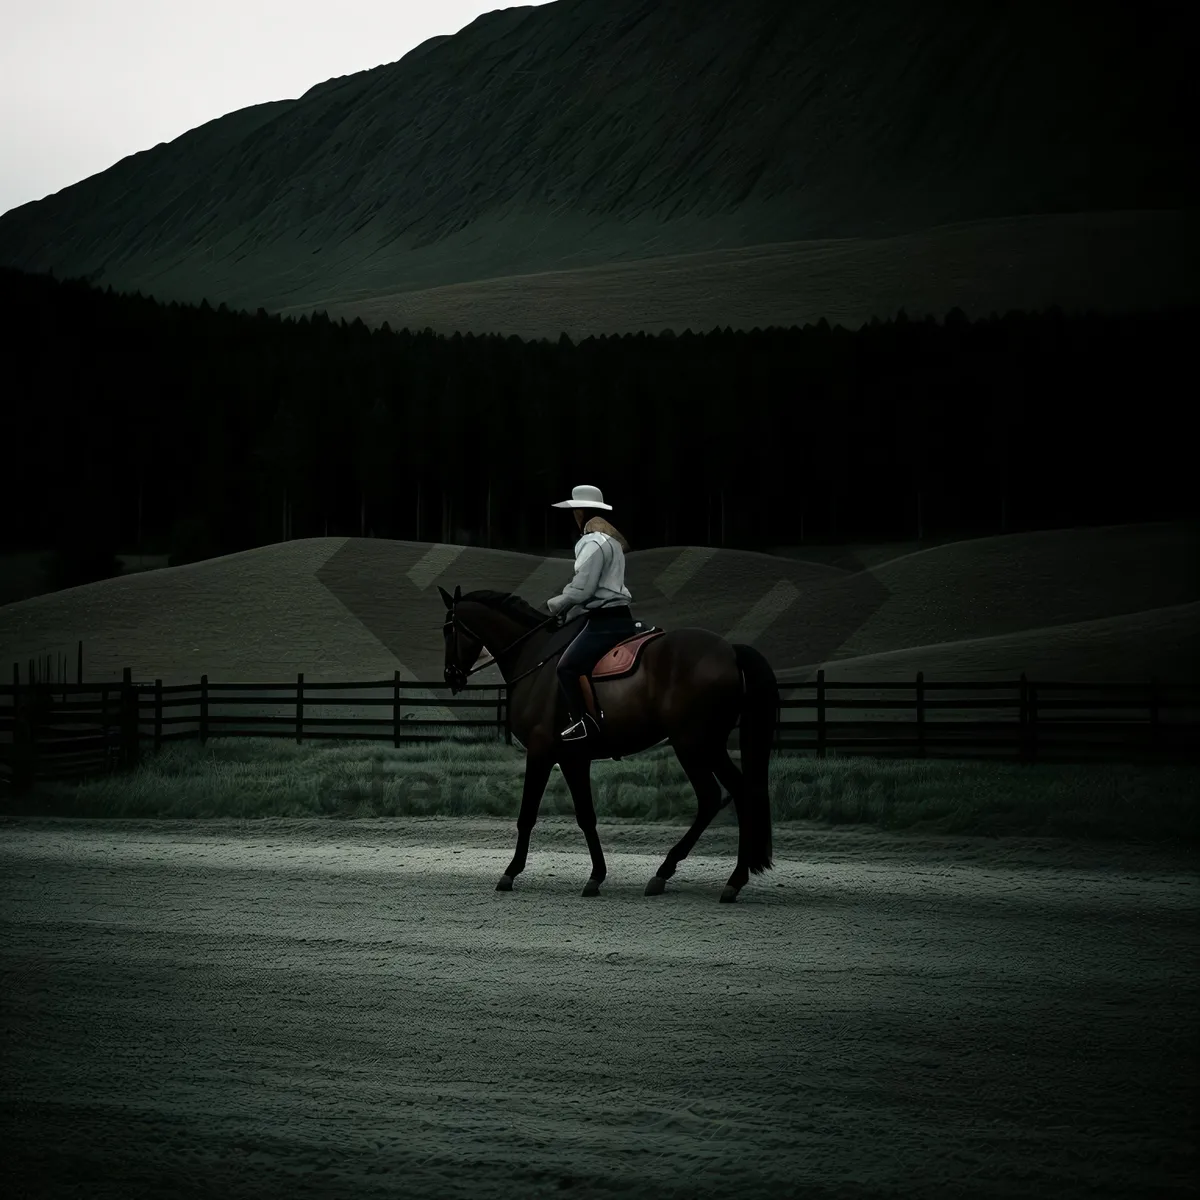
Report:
496,875,514,892
719,886,739,903
581,880,601,897
645,876,666,897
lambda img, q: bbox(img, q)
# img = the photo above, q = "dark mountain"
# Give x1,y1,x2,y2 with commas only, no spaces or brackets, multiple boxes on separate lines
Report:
0,0,1193,332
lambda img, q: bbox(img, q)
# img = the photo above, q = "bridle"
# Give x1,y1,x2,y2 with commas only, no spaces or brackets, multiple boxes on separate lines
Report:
442,602,563,691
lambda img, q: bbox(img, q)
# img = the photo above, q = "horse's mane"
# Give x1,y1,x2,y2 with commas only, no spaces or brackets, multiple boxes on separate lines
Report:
460,589,547,628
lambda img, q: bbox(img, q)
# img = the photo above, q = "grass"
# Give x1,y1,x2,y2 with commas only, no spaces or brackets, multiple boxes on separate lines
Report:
7,734,1199,844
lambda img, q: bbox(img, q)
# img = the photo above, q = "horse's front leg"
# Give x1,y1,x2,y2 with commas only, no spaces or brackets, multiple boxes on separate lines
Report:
497,741,556,891
559,750,607,896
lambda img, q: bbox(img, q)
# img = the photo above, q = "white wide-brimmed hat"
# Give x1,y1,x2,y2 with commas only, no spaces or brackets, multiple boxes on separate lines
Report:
551,484,613,510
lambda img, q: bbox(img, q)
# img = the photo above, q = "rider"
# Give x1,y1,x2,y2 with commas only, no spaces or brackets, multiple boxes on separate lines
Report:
546,484,637,741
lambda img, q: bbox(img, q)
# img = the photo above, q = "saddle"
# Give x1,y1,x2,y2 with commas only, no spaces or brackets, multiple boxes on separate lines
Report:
578,625,666,735
589,627,665,680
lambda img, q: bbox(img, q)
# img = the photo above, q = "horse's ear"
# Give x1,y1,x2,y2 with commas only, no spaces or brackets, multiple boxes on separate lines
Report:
438,585,452,609
454,585,462,601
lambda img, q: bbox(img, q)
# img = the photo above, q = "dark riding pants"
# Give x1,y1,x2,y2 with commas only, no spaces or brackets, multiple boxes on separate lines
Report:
556,606,637,725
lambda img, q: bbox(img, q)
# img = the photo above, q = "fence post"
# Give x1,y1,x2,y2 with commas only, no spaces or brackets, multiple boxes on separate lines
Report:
1148,676,1159,756
200,675,209,746
124,667,134,769
296,672,304,745
393,670,401,748
120,666,139,770
1018,673,1028,763
100,683,113,768
1028,679,1039,763
120,668,130,769
154,679,163,753
504,686,512,746
132,673,141,767
916,671,926,758
817,669,826,759
133,667,142,768
11,662,34,792
77,640,83,685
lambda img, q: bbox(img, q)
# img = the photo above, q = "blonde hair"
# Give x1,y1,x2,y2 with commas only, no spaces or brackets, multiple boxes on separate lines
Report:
583,514,630,552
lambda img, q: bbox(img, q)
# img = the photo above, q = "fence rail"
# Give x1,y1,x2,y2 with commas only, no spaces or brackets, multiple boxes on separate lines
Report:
1,662,1197,788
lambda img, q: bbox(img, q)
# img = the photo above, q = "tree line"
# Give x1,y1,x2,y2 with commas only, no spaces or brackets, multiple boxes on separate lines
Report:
2,266,1195,586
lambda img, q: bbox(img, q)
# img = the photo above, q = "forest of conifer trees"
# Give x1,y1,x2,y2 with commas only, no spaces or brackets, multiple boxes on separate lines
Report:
3,267,1194,583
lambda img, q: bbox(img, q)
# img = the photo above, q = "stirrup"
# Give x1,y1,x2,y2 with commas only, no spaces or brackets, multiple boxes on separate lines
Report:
561,717,589,741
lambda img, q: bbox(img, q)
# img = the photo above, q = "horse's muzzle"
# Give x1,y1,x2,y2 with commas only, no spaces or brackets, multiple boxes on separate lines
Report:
444,665,466,694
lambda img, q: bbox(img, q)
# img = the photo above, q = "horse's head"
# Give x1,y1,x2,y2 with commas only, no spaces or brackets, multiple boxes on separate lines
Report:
439,584,485,694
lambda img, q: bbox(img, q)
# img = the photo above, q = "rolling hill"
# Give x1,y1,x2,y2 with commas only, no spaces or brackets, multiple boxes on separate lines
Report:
268,211,1200,340
0,0,1194,335
1,524,1195,708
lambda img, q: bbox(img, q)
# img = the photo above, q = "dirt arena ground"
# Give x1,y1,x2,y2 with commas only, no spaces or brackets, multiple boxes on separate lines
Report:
2,817,1196,1199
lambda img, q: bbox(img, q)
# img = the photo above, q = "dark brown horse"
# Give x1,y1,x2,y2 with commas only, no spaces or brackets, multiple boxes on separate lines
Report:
439,585,778,901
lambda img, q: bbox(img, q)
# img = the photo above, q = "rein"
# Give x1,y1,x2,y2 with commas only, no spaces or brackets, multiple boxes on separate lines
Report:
443,605,575,690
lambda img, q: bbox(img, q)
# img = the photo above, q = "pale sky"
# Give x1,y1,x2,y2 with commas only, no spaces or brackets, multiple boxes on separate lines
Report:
0,0,555,218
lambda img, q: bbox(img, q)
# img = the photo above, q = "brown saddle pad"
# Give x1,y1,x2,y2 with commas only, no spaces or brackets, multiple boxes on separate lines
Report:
590,628,665,679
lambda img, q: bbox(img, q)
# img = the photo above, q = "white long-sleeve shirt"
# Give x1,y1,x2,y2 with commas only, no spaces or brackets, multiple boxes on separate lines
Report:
546,531,633,615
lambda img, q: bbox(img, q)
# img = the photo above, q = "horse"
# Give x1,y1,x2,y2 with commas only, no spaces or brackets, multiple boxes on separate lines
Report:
438,584,779,902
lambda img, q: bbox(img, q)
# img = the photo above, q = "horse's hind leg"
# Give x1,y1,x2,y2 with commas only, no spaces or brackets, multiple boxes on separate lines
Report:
712,748,742,800
645,745,723,896
713,748,753,902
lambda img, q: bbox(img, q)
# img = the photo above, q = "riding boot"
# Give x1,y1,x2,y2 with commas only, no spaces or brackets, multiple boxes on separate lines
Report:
558,674,591,741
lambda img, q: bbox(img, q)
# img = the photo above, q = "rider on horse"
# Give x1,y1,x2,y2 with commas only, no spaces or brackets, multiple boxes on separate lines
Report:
546,484,637,741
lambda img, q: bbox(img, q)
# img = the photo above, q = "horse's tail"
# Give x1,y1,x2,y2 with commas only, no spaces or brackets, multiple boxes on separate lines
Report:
732,643,777,874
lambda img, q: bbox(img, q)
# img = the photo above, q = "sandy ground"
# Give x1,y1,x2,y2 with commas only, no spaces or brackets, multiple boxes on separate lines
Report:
1,817,1196,1200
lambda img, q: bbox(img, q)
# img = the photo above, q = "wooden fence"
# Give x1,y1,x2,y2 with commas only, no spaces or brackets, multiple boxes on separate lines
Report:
1,664,1197,788
777,671,1198,762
